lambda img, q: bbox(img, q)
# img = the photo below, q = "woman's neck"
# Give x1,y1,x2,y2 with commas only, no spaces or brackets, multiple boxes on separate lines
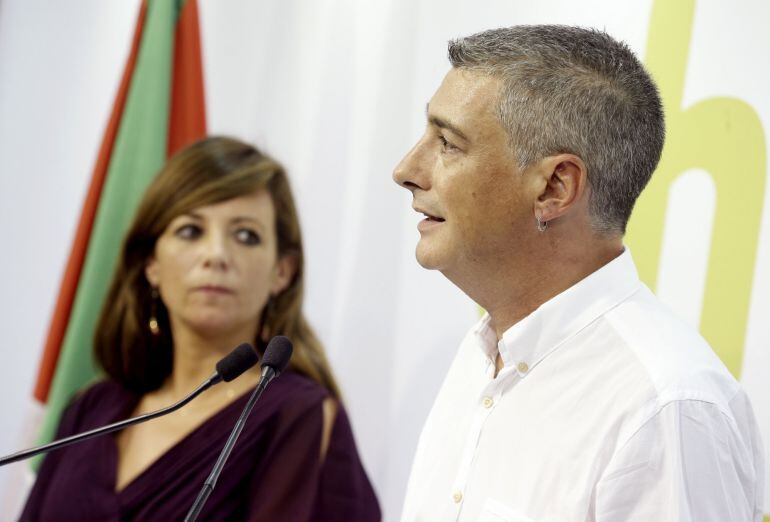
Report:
161,322,261,402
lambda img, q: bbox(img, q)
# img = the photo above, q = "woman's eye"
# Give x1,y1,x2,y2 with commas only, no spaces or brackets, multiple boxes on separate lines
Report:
174,223,202,240
235,228,261,246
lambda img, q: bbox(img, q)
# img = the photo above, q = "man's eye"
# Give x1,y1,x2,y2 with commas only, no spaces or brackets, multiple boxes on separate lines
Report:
175,224,202,240
438,135,457,152
235,228,261,246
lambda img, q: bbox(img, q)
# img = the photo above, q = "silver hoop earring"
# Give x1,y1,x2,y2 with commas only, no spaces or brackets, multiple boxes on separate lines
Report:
536,215,548,232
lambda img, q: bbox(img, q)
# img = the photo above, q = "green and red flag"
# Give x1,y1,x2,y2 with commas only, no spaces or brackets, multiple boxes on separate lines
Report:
33,0,207,452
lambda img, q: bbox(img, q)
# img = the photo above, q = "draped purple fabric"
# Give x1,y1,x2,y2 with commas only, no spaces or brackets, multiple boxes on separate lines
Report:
20,372,381,521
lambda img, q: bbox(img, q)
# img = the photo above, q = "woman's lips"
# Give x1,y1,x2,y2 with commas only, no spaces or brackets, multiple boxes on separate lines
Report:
194,285,235,294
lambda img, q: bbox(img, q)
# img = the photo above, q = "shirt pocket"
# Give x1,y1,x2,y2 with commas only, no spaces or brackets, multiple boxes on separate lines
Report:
476,498,537,522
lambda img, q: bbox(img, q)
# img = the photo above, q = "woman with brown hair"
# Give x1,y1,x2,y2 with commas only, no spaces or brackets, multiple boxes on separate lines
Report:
21,136,380,521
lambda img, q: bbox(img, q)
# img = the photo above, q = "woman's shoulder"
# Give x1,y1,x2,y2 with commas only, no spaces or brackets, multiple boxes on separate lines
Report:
266,372,360,452
249,371,353,444
71,378,134,408
271,371,332,399
264,371,333,415
57,379,137,435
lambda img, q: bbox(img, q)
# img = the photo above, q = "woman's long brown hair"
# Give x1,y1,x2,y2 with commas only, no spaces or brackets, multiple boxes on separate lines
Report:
94,136,340,397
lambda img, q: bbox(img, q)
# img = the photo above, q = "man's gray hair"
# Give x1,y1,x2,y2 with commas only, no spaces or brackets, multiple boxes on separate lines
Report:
448,25,664,234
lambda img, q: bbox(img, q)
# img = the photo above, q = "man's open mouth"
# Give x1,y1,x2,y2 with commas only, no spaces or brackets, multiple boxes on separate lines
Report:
422,213,445,222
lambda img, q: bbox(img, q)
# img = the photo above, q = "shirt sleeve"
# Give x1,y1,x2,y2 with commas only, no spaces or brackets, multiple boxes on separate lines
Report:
244,397,381,522
311,407,381,521
244,395,326,522
593,394,764,522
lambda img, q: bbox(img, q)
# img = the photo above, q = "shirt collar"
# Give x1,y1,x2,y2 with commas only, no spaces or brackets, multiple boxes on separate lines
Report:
472,248,642,377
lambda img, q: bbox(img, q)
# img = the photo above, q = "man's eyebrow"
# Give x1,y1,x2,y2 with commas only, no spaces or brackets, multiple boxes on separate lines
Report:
425,103,469,142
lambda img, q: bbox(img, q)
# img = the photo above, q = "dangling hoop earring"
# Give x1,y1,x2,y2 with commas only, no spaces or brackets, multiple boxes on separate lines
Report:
148,287,161,336
535,211,548,232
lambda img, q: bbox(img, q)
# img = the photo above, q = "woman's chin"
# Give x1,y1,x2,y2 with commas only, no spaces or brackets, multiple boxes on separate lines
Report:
183,315,254,342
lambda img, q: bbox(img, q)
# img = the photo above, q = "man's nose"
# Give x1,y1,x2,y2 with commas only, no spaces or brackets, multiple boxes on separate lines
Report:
393,135,430,192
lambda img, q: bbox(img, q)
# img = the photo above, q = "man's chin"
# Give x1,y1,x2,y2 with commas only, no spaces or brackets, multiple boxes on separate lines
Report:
415,245,444,271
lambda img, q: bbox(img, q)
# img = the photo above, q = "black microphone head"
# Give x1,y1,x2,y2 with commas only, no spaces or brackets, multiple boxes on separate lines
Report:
262,336,293,374
216,343,259,382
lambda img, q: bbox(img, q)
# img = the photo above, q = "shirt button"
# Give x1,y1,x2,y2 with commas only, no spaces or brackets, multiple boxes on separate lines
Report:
517,362,529,373
452,491,463,503
482,396,494,408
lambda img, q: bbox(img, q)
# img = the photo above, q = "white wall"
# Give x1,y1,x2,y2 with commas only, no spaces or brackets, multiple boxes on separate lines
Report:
0,0,141,512
1,1,768,520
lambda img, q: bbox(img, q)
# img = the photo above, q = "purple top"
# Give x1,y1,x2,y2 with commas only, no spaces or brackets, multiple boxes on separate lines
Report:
20,372,380,521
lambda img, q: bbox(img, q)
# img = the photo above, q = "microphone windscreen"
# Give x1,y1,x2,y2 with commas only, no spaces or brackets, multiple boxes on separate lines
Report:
262,336,293,373
216,343,259,382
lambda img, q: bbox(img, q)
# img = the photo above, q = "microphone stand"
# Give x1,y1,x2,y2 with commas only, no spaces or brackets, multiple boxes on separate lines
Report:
0,373,222,467
184,366,277,522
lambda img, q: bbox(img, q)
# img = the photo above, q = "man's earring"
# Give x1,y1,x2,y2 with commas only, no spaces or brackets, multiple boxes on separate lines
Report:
149,287,161,336
535,211,548,232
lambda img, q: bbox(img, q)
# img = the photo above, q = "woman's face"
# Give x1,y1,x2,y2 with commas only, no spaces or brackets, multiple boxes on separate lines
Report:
145,189,294,342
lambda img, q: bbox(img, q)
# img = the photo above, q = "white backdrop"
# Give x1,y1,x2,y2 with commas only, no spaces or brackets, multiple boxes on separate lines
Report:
1,1,769,520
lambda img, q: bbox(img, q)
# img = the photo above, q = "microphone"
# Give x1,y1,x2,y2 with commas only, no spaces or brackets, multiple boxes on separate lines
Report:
0,343,259,467
257,334,293,385
185,336,293,522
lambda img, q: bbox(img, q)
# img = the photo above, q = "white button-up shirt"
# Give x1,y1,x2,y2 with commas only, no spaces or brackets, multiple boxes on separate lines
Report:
401,250,764,522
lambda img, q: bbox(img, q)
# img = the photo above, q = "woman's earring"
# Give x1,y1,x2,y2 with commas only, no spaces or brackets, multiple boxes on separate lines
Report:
535,211,548,232
149,288,161,336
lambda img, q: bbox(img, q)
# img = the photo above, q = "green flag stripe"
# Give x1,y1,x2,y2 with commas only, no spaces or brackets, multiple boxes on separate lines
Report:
37,0,179,450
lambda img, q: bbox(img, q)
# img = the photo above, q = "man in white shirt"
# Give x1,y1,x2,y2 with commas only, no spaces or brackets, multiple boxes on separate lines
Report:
393,25,765,521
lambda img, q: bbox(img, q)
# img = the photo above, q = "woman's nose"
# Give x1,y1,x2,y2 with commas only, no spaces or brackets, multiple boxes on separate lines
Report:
201,231,230,270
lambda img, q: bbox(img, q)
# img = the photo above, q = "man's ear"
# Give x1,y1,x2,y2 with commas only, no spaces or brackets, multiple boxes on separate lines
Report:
270,254,298,296
145,256,160,288
533,154,588,223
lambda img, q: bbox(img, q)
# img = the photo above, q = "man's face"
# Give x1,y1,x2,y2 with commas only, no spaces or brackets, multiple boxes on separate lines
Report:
393,68,536,276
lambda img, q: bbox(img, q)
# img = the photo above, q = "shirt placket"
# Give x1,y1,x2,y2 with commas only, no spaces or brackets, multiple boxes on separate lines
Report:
449,367,513,521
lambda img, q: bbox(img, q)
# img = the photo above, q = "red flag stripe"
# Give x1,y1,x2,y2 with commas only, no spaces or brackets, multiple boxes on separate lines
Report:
168,0,207,157
33,1,149,403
